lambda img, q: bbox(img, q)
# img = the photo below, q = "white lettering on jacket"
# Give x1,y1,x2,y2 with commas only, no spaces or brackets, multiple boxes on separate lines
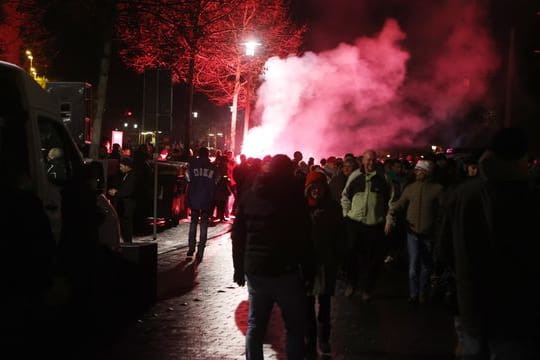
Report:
193,168,214,179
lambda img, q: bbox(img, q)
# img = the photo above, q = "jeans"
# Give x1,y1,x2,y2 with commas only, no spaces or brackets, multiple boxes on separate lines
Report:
246,272,306,360
406,232,433,298
188,209,209,256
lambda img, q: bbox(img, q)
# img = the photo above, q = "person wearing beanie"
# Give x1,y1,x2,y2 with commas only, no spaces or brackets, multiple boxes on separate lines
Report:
232,154,313,360
107,156,138,243
303,170,343,356
439,127,540,359
386,158,443,305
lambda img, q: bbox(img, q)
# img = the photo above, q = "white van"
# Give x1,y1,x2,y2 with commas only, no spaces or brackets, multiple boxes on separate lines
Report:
0,60,93,243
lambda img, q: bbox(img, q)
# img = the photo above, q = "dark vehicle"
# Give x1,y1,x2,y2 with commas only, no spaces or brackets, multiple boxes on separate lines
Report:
0,61,152,355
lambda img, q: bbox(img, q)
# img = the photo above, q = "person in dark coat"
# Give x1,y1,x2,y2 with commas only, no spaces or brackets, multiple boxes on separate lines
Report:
186,147,217,262
232,154,314,360
107,156,138,243
303,170,344,356
446,128,540,359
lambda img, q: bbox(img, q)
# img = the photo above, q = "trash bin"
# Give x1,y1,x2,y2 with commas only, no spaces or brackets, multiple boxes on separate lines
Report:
119,242,157,312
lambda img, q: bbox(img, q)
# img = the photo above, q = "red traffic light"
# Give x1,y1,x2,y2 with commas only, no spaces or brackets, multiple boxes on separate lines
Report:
125,111,133,116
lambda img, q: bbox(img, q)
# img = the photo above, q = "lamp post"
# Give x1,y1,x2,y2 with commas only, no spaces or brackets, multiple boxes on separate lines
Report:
241,40,260,153
25,50,39,80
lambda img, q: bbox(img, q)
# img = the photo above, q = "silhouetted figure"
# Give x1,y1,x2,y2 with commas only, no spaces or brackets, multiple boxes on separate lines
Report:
108,157,138,243
232,154,314,360
447,128,540,359
304,170,343,356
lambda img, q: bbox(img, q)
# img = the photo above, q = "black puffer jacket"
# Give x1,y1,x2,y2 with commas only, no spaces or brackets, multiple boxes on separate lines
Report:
232,172,313,277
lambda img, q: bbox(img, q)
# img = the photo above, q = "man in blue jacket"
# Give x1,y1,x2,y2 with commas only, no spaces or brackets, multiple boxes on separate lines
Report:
187,147,217,263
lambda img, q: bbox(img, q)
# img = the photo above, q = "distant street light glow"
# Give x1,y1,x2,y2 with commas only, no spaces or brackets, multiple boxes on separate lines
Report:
243,40,261,56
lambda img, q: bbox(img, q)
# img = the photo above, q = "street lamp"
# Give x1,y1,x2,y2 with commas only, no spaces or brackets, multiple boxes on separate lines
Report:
25,50,36,78
241,40,260,153
243,40,261,57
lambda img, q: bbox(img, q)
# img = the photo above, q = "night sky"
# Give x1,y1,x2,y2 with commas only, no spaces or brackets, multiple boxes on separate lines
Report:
39,0,540,150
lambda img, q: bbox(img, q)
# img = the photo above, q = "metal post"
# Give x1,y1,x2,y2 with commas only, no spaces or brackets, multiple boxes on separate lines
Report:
153,71,160,240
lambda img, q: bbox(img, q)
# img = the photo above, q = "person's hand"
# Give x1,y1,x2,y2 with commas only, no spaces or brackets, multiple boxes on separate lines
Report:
384,222,392,236
234,271,245,287
108,188,118,196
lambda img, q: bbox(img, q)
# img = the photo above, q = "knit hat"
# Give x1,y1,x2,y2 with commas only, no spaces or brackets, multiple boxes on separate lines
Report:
305,170,327,187
414,159,434,174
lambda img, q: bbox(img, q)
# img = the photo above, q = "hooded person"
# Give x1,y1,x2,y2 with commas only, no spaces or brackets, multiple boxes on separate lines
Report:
231,154,314,360
303,170,344,355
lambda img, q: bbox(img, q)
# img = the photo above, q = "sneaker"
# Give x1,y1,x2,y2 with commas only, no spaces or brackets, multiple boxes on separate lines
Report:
186,250,194,257
384,255,394,264
319,341,331,354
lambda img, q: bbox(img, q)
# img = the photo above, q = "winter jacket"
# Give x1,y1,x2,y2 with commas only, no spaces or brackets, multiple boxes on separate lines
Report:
306,183,344,296
388,180,443,235
449,152,540,339
341,169,391,225
231,173,314,278
187,157,217,210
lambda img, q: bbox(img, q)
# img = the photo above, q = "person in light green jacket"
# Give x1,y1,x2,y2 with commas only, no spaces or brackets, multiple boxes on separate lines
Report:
340,150,391,301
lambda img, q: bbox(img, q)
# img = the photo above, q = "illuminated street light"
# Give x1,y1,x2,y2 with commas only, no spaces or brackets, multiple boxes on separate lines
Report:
124,122,129,127
25,49,33,69
241,39,261,153
26,49,35,78
243,40,261,56
192,111,198,118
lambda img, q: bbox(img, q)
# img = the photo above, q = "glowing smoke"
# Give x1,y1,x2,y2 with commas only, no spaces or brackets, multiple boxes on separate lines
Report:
242,2,500,159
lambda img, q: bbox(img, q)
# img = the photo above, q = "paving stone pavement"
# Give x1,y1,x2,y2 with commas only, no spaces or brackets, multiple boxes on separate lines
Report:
99,220,456,360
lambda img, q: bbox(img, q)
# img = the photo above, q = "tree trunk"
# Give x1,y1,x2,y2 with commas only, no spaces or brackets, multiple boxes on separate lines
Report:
89,39,112,159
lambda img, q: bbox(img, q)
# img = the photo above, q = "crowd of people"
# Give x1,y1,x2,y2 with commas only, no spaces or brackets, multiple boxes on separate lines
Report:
228,127,540,360
98,127,540,360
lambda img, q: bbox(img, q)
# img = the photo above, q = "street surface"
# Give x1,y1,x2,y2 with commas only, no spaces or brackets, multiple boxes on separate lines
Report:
99,220,456,360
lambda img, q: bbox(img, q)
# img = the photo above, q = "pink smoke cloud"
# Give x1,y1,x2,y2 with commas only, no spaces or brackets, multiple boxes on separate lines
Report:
243,2,500,160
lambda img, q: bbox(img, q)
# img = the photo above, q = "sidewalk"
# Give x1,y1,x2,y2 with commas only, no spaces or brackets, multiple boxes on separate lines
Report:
132,218,232,255
100,220,456,360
